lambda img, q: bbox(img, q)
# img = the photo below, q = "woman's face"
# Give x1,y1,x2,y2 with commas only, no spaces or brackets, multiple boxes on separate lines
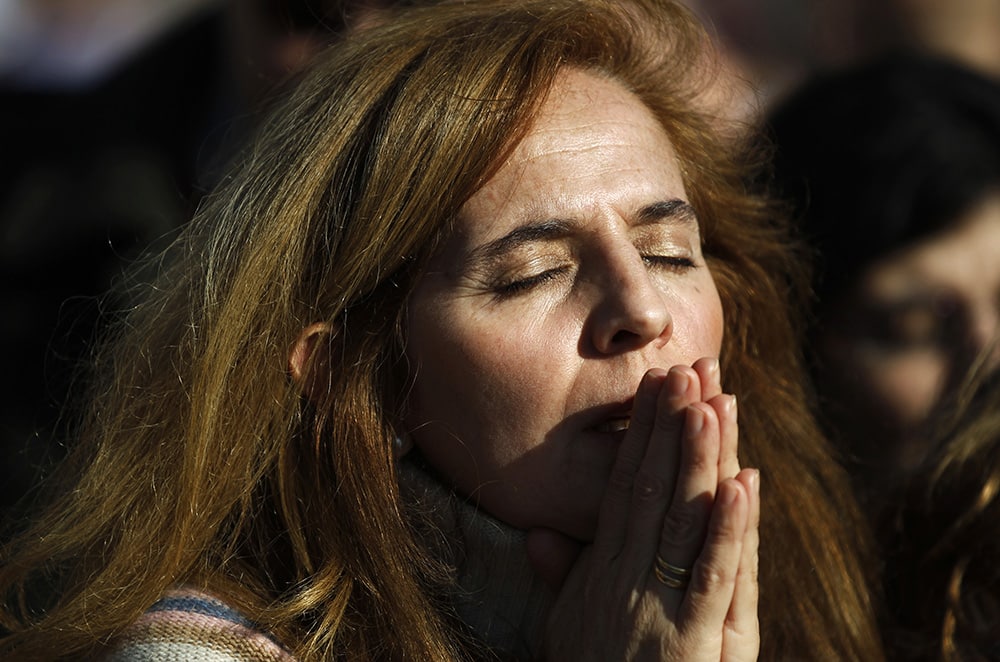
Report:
405,69,723,540
818,192,1000,474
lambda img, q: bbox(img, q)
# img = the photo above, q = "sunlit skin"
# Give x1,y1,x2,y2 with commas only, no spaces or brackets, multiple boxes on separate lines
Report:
405,69,724,541
819,192,1000,474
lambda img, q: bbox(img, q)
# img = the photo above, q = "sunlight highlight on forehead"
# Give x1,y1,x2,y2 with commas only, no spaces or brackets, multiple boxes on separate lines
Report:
514,68,680,167
457,68,689,237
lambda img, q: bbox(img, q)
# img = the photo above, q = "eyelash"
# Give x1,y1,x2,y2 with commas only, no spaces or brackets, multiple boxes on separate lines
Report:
642,255,697,271
492,255,697,299
493,266,571,298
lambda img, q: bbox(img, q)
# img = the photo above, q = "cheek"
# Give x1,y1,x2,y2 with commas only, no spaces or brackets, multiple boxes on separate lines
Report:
668,279,724,358
823,329,948,428
405,306,569,447
858,350,947,426
415,308,554,384
404,304,582,530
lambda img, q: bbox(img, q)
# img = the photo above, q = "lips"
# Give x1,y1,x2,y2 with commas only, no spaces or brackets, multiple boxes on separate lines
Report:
594,416,630,433
586,395,634,435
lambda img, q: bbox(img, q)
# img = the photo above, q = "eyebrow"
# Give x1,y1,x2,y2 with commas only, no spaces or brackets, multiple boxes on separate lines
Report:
469,197,699,266
471,218,574,265
636,199,698,226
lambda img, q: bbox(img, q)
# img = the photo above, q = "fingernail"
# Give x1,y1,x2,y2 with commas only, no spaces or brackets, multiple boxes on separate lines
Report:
668,369,689,398
720,482,737,505
686,405,704,434
642,368,669,391
638,370,666,405
726,394,737,417
708,357,720,384
750,469,760,495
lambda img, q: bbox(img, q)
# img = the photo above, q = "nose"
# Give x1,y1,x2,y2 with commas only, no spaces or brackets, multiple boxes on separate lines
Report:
589,250,673,355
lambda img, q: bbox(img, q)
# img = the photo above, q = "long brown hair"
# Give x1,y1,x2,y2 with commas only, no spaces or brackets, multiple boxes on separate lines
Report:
0,1,883,659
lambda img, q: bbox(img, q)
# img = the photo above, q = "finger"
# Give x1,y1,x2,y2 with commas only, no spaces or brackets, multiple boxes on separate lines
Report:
694,357,737,480
692,357,721,402
677,478,748,637
653,402,721,606
526,527,584,592
724,469,760,658
619,366,701,570
708,393,739,480
593,368,667,561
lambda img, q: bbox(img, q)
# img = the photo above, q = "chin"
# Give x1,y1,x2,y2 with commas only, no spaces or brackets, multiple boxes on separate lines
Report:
537,507,600,542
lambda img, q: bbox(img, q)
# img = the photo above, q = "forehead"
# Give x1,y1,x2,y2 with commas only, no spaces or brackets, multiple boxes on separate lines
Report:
863,193,1000,298
516,68,671,156
455,68,687,239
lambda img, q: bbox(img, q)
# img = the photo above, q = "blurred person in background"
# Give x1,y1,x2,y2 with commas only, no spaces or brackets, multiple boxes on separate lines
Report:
681,0,1000,122
890,0,1000,79
766,52,1000,507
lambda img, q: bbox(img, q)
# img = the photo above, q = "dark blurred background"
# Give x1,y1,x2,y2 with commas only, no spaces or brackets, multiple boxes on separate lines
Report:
0,0,401,518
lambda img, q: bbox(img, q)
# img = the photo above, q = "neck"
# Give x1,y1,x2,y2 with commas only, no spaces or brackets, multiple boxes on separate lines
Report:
398,457,552,660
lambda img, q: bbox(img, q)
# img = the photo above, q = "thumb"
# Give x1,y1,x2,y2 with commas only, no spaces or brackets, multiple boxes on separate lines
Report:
526,527,583,592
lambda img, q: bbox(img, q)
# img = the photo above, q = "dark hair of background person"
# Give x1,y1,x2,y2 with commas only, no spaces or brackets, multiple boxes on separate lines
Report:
882,363,1000,661
764,52,1000,483
767,52,1000,307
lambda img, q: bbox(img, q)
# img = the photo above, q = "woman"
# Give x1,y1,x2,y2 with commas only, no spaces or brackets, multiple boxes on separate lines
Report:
767,53,1000,503
0,0,882,659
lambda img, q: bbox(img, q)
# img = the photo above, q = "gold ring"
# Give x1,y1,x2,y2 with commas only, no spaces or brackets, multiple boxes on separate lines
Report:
653,554,692,590
653,565,689,589
655,554,692,576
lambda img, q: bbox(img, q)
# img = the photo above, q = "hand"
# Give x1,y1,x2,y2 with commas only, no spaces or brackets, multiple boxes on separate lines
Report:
527,359,760,661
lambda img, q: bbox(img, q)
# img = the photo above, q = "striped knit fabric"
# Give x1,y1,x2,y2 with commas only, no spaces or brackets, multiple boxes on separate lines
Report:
106,588,295,661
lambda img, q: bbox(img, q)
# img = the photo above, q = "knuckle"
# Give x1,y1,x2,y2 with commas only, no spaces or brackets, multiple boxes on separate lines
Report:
607,465,635,495
691,562,734,595
722,622,760,660
749,551,760,583
736,556,760,598
681,432,716,468
708,509,740,543
660,503,703,546
685,447,714,473
652,418,683,445
632,470,667,502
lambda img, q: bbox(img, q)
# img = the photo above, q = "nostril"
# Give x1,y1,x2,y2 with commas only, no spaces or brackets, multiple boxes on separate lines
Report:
610,329,638,346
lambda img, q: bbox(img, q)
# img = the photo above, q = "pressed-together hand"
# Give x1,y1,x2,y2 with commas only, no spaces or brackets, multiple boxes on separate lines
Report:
527,358,760,661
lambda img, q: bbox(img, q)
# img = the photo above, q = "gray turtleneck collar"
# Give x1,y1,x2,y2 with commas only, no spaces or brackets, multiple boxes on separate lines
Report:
398,457,553,660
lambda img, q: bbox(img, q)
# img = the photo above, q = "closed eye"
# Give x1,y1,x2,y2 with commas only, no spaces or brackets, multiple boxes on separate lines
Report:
642,255,697,271
492,266,572,299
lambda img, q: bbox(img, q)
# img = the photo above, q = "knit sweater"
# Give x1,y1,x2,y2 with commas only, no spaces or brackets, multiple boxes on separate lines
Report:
399,457,552,658
108,459,552,660
106,589,294,661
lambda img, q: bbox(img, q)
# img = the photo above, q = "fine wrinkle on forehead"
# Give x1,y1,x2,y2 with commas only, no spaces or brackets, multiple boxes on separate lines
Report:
520,69,666,153
443,68,692,278
518,111,663,162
